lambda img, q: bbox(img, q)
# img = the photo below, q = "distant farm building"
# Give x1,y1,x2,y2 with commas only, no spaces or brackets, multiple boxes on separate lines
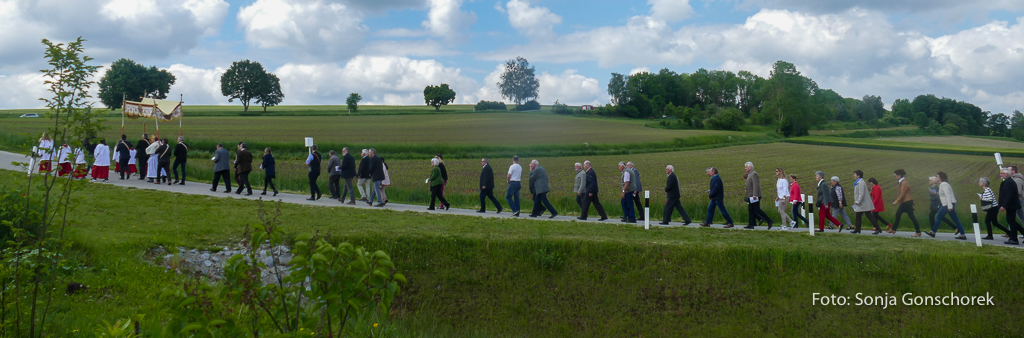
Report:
580,105,594,111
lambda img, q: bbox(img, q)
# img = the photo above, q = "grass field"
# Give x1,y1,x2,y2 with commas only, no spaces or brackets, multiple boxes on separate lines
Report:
5,171,1024,336
787,136,1024,158
877,135,1024,149
0,104,486,117
808,126,917,135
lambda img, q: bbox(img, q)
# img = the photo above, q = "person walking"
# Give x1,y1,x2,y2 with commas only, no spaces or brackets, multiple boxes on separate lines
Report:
851,170,879,234
172,136,188,185
979,176,1008,240
157,139,173,185
477,158,503,213
627,162,645,221
831,176,854,231
1009,166,1024,225
327,150,342,199
436,154,449,209
788,174,808,228
145,136,160,183
506,155,523,217
999,168,1023,245
701,167,733,228
927,175,957,231
72,146,87,179
815,171,842,232
528,160,557,218
660,165,691,225
573,162,586,210
890,169,921,237
135,134,150,180
578,160,608,221
234,142,253,195
368,149,385,206
744,162,773,229
306,145,323,201
90,139,110,182
36,134,54,173
619,161,636,223
115,135,131,180
868,178,893,233
925,172,967,239
127,147,137,178
357,149,371,202
260,147,278,196
775,168,793,230
428,157,449,211
56,142,72,177
340,147,357,204
380,157,391,205
211,143,231,193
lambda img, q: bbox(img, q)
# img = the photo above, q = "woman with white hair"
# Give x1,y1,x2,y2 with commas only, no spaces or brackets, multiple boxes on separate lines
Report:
978,176,1008,240
427,157,449,211
830,176,853,232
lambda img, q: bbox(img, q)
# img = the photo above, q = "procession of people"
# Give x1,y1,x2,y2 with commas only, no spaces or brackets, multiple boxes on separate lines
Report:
34,134,1024,245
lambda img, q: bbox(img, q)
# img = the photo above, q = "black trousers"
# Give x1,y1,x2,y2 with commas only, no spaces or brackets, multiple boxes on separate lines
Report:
212,170,231,191
341,177,355,202
136,157,147,180
892,201,920,232
263,175,277,194
662,197,691,223
479,188,502,211
235,171,252,194
854,211,879,232
576,194,583,209
308,172,321,198
172,160,186,182
792,202,808,227
531,192,557,216
430,184,449,209
984,208,1010,237
1006,208,1024,241
632,192,645,220
328,175,342,198
580,193,607,219
157,161,171,182
118,156,130,179
872,211,891,227
747,201,771,226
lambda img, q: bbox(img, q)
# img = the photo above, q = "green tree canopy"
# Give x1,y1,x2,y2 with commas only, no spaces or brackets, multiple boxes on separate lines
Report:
255,72,284,112
346,93,362,112
498,56,539,106
220,60,281,112
423,83,456,111
98,58,176,109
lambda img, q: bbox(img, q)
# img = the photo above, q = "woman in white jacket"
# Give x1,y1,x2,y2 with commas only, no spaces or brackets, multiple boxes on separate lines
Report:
926,171,967,239
851,170,879,234
774,168,793,230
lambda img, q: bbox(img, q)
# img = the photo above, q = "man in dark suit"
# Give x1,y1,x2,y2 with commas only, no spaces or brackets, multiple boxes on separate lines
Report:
340,147,358,204
660,165,691,225
627,162,645,221
368,148,385,206
210,143,231,193
135,133,150,180
234,142,253,195
115,135,131,179
999,168,1023,245
528,159,557,218
156,138,172,184
326,150,342,199
701,167,734,228
306,145,323,201
578,160,608,221
477,158,503,213
172,136,188,185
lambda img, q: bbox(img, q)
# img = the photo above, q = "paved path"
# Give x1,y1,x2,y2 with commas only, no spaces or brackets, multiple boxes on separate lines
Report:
1,150,1018,249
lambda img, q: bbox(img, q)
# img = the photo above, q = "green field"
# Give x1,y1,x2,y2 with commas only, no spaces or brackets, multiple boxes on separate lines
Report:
877,135,1024,149
787,136,1024,158
5,171,1023,336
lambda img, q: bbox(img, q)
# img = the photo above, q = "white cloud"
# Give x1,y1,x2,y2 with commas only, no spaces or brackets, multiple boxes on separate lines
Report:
422,0,477,41
237,0,368,59
537,70,605,105
165,64,227,106
629,67,651,76
0,73,47,109
184,0,231,36
505,0,562,39
648,0,693,22
363,40,461,57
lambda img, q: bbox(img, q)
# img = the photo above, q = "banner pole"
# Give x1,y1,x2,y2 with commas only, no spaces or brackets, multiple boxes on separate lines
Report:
121,93,126,135
179,94,183,137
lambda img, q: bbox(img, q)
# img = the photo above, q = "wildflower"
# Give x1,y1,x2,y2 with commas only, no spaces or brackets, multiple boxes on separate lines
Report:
374,323,379,328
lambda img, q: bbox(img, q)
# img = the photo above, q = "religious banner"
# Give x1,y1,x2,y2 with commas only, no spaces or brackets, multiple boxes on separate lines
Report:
123,98,183,122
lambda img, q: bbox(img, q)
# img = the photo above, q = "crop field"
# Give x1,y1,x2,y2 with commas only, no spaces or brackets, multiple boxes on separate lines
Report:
0,104,483,117
787,136,1024,158
877,135,1024,149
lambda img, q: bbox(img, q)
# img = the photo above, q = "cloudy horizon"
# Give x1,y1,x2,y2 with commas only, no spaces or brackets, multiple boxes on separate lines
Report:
1,0,1022,114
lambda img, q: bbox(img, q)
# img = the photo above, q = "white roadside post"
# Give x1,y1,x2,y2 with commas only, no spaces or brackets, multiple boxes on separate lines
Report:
971,204,982,247
28,146,38,176
801,193,807,228
808,196,815,236
644,190,650,230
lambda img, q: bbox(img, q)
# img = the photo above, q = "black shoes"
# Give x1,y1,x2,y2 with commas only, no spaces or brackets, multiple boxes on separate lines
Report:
427,207,436,210
621,219,636,223
576,217,587,221
658,222,670,225
815,229,824,233
210,188,216,192
925,231,936,238
767,222,773,230
476,210,487,213
316,193,322,200
511,211,520,217
681,221,692,226
872,229,882,235
598,217,608,221
548,213,558,219
982,235,994,240
1004,239,1019,245
306,197,316,201
850,230,861,234
529,214,538,218
743,225,755,229
375,203,384,207
496,208,503,214
261,192,267,195
954,235,967,240
223,190,231,193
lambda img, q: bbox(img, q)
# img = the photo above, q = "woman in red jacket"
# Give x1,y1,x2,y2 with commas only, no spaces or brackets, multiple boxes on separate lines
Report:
788,174,808,228
868,178,893,233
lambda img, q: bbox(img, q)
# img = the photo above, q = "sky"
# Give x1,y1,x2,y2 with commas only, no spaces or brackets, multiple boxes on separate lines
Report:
1,0,1022,114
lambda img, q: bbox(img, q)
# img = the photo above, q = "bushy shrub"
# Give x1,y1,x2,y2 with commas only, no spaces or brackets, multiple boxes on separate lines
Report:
551,100,573,115
474,100,507,111
516,100,541,111
703,107,745,131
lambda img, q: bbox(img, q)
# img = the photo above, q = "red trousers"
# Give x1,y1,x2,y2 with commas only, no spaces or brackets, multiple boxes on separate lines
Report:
818,204,842,231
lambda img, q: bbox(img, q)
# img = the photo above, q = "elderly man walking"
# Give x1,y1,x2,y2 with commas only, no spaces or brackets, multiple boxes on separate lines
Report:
529,159,558,218
627,162,645,221
368,148,385,207
578,160,608,221
744,161,773,229
356,149,371,201
327,150,342,199
340,147,358,204
701,167,734,228
619,162,637,223
210,143,231,193
660,165,692,225
477,158,503,213
506,155,523,217
573,162,586,210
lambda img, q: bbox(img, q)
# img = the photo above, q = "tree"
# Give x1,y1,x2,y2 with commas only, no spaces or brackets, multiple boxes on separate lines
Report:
220,60,278,112
764,60,817,136
607,73,627,105
498,56,539,107
346,93,362,112
97,58,176,109
987,113,1009,137
423,83,456,111
255,72,284,112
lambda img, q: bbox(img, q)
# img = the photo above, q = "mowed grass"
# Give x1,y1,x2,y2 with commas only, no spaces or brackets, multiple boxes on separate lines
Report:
176,142,1007,230
0,112,745,146
877,135,1024,149
6,170,1024,336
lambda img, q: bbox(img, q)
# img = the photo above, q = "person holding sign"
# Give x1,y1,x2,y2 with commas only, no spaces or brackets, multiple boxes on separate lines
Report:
744,162,772,229
306,144,323,201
